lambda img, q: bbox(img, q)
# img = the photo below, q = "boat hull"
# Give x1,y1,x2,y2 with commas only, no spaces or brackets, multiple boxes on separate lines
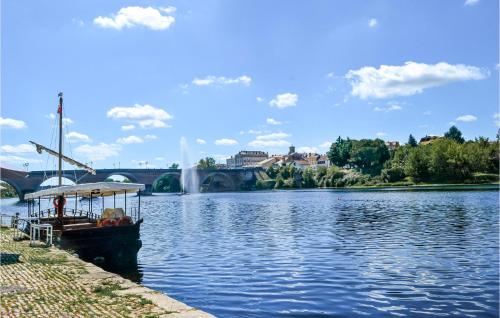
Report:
58,219,143,268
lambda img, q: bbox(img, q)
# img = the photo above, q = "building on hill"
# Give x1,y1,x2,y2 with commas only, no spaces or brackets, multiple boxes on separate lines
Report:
226,150,269,168
385,141,400,151
419,135,442,145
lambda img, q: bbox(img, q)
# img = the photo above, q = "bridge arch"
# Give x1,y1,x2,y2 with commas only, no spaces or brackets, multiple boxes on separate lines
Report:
103,172,139,183
0,179,23,200
152,172,182,193
200,171,236,192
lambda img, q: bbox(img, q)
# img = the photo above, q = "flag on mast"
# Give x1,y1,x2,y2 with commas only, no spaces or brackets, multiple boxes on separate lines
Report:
57,92,63,114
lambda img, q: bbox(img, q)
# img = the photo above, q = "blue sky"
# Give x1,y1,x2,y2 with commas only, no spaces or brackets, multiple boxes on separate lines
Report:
1,0,498,170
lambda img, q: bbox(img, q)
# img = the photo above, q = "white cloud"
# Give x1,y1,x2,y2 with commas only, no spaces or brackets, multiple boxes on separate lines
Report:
215,138,238,146
319,141,332,149
0,155,42,164
138,119,170,129
269,93,298,108
75,143,121,161
107,104,172,129
144,134,158,140
0,117,27,129
369,18,377,27
248,129,263,134
297,146,319,153
155,157,166,161
47,113,74,126
0,144,35,153
266,118,282,125
256,132,290,140
256,97,264,102
494,113,500,127
248,132,291,149
116,135,144,144
464,0,479,6
346,61,488,99
107,104,172,120
423,111,432,115
196,138,206,145
373,104,402,112
63,118,74,125
65,131,91,143
376,132,388,137
456,114,477,122
192,75,252,87
94,6,175,30
248,139,291,148
121,124,135,131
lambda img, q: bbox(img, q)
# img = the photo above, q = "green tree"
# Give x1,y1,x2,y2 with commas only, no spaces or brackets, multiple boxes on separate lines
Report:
348,139,390,175
408,134,417,147
302,167,316,188
0,181,17,198
266,166,278,179
197,157,217,169
169,163,179,169
444,125,465,144
327,137,352,167
404,146,430,181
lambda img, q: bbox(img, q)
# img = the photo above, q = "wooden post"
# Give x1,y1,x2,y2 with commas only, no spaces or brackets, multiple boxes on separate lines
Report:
124,190,127,215
113,192,116,209
138,190,141,221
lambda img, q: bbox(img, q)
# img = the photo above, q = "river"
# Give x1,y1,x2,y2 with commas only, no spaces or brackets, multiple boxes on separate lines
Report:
2,189,498,317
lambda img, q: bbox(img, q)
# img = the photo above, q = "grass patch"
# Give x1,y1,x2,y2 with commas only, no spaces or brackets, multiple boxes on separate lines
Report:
28,254,67,265
139,298,153,306
93,281,122,298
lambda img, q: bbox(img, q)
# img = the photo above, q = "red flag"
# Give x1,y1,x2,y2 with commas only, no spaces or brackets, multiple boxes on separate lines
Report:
57,104,62,114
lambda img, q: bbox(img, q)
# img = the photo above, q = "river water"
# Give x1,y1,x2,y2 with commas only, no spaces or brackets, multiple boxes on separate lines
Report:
2,189,499,317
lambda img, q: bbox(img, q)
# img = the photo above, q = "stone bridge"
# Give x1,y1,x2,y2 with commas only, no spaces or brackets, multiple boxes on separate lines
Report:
0,167,267,201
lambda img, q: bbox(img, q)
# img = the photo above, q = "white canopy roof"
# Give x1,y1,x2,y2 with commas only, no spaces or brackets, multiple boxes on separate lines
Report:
25,182,145,199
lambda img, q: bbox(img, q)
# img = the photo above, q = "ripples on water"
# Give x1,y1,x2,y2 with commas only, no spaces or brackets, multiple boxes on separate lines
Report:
2,190,499,317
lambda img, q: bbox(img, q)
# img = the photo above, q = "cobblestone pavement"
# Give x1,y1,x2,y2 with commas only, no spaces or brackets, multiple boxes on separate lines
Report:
0,228,214,318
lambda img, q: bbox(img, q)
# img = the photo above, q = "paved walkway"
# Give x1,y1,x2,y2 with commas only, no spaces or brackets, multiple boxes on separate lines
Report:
0,227,214,318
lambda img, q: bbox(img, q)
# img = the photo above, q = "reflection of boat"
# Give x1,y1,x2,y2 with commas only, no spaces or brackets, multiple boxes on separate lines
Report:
20,93,144,268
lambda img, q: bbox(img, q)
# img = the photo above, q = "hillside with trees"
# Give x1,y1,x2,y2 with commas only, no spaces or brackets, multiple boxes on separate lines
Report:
259,126,498,190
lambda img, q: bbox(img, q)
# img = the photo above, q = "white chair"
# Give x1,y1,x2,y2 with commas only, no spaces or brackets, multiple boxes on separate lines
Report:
30,223,53,247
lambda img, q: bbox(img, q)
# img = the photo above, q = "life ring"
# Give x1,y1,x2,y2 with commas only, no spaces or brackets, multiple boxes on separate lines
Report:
53,197,66,209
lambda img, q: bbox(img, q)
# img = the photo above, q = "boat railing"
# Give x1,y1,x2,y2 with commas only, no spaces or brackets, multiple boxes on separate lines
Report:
28,208,102,221
28,207,140,223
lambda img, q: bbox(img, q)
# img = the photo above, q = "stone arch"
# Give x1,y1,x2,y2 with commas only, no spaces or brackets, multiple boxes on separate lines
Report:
152,172,182,193
37,175,77,189
103,172,139,184
199,172,236,192
0,178,23,200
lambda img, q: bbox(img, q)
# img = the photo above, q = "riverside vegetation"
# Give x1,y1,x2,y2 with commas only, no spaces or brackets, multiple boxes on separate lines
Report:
257,125,499,190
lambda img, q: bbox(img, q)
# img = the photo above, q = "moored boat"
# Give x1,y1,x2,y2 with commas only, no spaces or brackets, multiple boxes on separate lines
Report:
24,182,144,268
18,92,144,268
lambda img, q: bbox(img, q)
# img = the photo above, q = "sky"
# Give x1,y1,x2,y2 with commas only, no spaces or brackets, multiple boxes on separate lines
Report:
1,0,498,171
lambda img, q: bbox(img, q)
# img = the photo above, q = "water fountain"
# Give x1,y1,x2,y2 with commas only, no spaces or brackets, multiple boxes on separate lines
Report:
180,137,199,193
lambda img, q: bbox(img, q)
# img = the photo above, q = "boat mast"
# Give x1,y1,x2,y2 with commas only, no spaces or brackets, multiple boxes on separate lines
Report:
58,92,63,187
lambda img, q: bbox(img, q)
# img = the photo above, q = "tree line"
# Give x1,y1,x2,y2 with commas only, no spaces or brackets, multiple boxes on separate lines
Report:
258,126,498,190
